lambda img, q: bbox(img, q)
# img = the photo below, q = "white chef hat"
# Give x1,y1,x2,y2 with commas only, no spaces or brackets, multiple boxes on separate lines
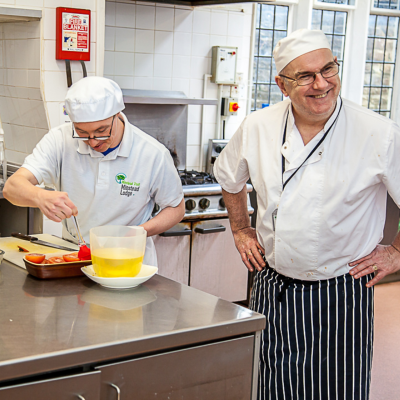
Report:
64,76,125,123
273,29,331,74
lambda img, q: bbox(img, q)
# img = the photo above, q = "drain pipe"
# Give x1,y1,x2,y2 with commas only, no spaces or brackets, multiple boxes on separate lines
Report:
215,84,223,140
199,74,212,172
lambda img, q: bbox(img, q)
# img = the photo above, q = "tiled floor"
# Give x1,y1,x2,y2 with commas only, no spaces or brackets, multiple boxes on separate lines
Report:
370,281,400,400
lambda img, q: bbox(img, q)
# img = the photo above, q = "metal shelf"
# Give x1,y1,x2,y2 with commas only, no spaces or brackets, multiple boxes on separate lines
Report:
0,7,42,23
122,89,218,106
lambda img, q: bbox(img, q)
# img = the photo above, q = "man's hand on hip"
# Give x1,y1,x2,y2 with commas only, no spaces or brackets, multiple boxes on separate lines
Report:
233,227,266,272
349,244,400,287
36,190,78,222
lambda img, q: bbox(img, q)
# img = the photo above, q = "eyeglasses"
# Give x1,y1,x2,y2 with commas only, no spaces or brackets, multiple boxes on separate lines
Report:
279,61,340,86
72,115,116,141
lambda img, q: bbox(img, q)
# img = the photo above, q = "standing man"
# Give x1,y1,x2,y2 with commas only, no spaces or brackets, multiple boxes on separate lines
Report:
4,77,184,265
214,29,400,400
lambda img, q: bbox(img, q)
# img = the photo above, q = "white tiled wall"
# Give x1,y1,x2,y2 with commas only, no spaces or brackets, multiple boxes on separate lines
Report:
0,0,102,237
0,21,48,164
105,0,254,171
0,0,101,165
41,0,99,127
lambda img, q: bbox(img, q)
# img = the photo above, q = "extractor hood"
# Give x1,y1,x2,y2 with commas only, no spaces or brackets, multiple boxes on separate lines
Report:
0,6,41,23
133,0,261,6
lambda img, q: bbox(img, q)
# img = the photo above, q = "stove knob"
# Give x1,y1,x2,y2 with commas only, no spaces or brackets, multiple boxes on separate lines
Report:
199,198,210,210
215,145,223,154
219,197,226,209
185,199,196,211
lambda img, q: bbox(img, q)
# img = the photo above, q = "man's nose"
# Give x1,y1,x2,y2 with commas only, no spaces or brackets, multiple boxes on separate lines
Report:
88,137,99,145
312,72,329,90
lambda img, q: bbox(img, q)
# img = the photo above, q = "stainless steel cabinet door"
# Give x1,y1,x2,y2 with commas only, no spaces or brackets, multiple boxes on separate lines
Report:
0,371,101,400
97,336,254,400
190,219,248,301
153,222,191,285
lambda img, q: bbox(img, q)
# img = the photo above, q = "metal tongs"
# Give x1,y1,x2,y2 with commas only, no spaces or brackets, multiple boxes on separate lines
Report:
71,215,87,247
71,216,91,260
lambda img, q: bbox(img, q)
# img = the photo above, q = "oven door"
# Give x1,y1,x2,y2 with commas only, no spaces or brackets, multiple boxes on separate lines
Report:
190,219,248,302
153,222,191,285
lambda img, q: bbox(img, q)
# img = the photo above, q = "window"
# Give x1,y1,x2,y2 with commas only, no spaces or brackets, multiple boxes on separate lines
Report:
312,9,347,81
252,3,289,111
363,15,399,117
374,0,400,10
316,0,354,4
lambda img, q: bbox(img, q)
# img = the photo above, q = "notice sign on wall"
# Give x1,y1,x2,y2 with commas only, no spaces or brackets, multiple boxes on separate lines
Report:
56,7,91,61
62,13,89,52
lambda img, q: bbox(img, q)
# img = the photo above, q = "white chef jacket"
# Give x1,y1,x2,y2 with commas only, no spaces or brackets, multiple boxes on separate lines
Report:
214,97,400,280
22,112,183,266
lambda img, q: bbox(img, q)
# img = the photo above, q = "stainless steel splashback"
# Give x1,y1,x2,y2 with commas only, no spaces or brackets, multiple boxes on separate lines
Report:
122,89,217,170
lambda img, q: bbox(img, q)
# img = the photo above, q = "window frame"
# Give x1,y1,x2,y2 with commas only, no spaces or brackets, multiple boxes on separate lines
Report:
363,13,400,117
311,7,348,83
313,0,356,11
250,2,291,112
371,0,400,14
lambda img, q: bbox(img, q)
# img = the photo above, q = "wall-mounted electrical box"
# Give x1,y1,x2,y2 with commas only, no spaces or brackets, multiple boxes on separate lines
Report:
221,97,239,116
56,7,91,61
211,46,238,85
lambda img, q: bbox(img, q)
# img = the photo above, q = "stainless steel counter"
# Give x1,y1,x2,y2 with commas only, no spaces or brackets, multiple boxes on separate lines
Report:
0,260,265,398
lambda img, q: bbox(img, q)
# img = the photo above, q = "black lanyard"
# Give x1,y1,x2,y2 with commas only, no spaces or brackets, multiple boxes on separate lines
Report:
281,97,343,191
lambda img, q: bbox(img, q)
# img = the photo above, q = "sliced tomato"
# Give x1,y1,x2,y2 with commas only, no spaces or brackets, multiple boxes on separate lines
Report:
47,256,65,264
41,259,51,264
25,253,46,264
18,246,30,252
63,252,80,262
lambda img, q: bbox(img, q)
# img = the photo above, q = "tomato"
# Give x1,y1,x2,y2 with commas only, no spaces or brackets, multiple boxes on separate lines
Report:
25,253,46,264
47,256,65,264
63,252,80,262
78,245,91,261
18,246,30,252
41,259,51,264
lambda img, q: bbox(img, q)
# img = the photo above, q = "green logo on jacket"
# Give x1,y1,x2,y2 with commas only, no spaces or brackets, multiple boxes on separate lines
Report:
115,173,140,197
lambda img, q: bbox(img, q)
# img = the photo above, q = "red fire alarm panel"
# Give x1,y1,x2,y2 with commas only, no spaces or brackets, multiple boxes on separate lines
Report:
56,7,91,61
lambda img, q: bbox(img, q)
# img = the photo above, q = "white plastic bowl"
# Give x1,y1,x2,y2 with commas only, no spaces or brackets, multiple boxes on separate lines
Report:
81,264,158,289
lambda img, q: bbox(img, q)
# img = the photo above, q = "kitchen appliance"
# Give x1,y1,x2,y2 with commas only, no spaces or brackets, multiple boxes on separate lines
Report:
153,170,253,302
206,139,229,174
122,90,252,302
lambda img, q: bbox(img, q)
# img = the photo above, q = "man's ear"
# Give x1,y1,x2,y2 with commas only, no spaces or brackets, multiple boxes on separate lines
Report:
275,75,289,97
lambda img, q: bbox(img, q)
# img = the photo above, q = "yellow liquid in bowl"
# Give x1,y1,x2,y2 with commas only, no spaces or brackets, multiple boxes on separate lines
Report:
91,248,144,277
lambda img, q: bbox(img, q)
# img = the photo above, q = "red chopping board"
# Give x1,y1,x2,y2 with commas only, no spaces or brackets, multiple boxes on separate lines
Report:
0,234,79,269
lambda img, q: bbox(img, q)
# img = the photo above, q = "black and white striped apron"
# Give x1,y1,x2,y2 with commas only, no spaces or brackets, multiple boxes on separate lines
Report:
250,266,374,400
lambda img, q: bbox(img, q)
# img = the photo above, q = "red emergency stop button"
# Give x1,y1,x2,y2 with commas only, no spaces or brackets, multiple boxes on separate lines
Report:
229,102,240,113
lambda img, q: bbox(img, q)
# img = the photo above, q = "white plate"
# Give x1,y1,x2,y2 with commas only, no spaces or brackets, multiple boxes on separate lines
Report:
81,264,158,289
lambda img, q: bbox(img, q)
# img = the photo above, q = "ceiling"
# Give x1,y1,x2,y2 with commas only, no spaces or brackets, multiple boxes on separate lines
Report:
134,0,263,6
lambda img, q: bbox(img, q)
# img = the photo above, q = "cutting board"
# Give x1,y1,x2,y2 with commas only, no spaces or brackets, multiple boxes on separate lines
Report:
0,234,79,269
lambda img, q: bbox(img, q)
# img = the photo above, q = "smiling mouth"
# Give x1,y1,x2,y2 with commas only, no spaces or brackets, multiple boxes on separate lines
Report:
311,90,329,99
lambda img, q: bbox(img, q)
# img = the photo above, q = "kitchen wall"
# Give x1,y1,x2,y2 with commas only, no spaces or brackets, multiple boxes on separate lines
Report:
0,20,48,165
0,0,103,236
104,0,254,171
0,0,103,166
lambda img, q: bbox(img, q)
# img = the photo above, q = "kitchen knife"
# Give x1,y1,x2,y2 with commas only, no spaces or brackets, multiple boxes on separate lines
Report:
11,233,78,252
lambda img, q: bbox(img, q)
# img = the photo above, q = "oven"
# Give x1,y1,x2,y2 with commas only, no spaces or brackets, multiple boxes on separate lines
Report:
122,90,253,302
153,171,254,303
